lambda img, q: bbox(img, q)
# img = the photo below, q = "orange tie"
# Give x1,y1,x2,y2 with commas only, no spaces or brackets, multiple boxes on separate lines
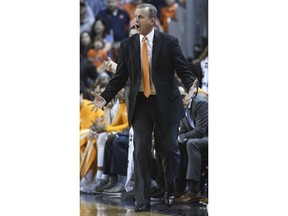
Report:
141,36,150,97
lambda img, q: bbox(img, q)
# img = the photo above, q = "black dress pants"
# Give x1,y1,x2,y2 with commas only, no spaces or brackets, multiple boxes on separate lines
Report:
132,93,180,206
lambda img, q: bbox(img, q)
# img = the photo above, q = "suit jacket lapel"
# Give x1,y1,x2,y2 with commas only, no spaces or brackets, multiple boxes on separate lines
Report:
132,35,141,78
152,30,162,75
190,100,196,126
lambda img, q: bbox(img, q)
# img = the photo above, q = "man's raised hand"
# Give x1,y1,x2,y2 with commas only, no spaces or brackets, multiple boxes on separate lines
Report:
185,79,199,101
103,57,117,73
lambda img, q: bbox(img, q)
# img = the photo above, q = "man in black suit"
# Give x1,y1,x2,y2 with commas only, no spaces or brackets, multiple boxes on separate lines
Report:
89,3,198,212
176,86,208,203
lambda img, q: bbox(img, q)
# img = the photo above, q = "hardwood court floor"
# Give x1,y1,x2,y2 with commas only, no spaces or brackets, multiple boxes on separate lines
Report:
80,193,208,216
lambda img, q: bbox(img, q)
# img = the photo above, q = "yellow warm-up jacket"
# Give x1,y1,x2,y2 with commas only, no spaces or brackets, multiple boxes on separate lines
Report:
106,101,129,133
80,99,104,178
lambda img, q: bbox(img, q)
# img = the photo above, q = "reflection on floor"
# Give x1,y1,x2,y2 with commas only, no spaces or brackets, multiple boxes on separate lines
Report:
80,193,208,216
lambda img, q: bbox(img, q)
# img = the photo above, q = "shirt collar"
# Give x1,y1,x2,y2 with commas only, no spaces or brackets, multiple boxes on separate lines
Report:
140,28,155,44
188,98,193,109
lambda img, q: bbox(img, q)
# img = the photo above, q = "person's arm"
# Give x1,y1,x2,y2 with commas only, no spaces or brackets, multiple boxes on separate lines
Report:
171,37,198,96
106,122,129,133
103,42,113,54
173,38,195,81
103,34,113,53
100,42,129,102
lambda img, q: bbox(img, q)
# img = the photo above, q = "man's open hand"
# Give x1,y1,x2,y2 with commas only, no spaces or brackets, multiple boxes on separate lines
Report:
185,79,198,101
88,91,106,112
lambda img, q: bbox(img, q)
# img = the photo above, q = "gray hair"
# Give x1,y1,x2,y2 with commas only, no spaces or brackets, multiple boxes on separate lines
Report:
136,3,157,19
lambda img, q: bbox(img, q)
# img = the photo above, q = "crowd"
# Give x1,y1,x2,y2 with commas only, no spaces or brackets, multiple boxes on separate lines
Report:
80,0,209,210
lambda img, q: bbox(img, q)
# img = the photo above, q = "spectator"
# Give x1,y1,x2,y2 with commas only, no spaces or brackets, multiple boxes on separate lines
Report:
80,31,92,59
160,0,178,32
80,79,115,193
96,0,130,61
80,0,95,35
85,0,107,16
86,37,109,76
91,18,114,57
80,91,104,188
99,130,130,194
80,31,95,94
175,85,208,204
81,88,129,193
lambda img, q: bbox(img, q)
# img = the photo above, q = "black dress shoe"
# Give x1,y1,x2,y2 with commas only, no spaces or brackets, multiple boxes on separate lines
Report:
164,192,175,207
151,187,165,200
121,190,135,201
134,204,151,212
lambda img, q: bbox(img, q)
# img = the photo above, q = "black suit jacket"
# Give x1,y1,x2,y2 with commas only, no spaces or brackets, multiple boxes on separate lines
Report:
179,92,208,138
101,30,196,125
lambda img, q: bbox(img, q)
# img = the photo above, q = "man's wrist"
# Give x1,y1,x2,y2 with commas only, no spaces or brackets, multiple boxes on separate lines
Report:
99,95,106,106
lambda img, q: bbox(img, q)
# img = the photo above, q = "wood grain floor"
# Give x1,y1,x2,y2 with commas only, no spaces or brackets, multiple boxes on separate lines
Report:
80,193,208,216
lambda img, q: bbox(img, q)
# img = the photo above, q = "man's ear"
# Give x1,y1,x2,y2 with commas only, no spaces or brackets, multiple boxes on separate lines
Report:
151,17,156,26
